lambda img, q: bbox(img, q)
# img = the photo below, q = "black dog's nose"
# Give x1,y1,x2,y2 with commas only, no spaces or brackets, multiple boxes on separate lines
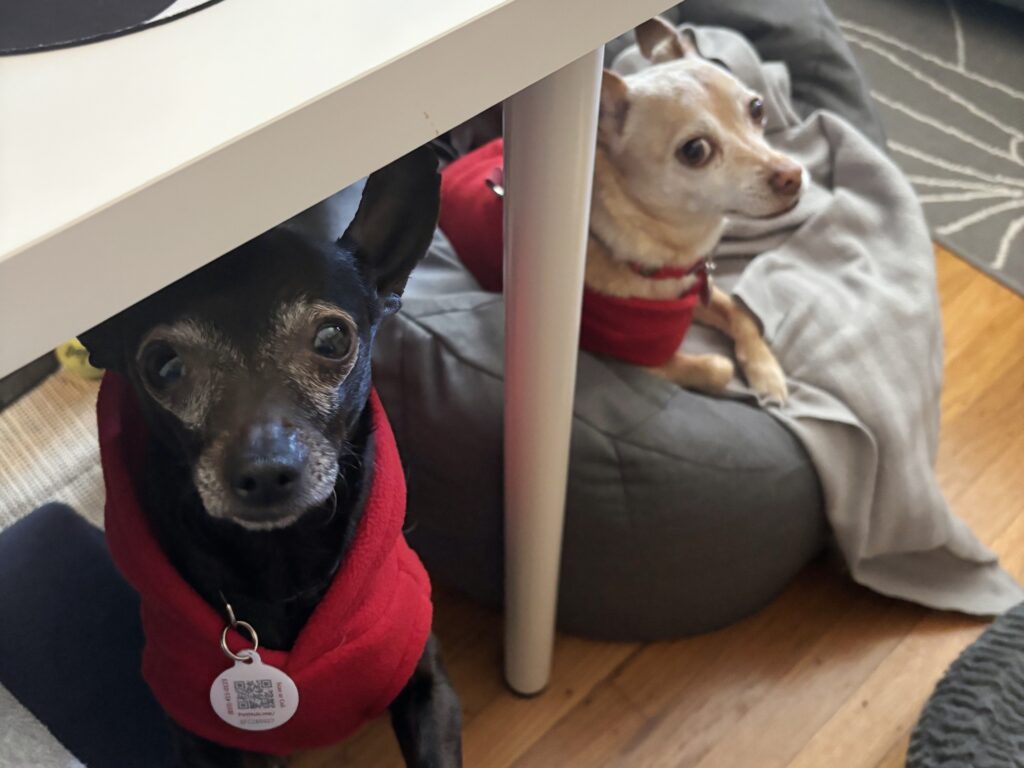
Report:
230,462,300,506
226,422,307,507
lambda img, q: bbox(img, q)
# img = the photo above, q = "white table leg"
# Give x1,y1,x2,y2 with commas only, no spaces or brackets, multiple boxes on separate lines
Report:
502,47,603,696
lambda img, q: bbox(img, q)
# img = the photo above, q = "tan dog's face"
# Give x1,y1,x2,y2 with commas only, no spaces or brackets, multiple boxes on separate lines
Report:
599,18,803,221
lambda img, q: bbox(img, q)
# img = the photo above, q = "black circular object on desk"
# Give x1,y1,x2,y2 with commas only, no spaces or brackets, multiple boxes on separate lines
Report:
0,0,225,56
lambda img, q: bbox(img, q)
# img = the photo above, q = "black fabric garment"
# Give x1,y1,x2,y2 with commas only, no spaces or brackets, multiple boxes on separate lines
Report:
0,504,173,767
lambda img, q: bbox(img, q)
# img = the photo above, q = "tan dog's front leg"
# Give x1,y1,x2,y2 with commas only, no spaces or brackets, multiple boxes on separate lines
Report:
648,352,735,394
694,286,788,402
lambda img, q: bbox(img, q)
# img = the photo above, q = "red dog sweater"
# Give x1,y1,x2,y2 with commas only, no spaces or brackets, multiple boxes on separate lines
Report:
439,138,708,367
98,373,432,756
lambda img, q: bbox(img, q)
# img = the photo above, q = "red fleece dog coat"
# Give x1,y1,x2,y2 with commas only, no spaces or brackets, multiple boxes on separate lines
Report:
439,138,707,367
98,373,432,756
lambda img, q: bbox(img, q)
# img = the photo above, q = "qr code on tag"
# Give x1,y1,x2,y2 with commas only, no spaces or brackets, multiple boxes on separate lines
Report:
234,679,275,710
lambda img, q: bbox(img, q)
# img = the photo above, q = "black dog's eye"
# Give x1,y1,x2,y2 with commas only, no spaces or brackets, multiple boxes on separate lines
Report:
749,97,766,125
313,323,353,360
676,137,714,168
142,342,185,391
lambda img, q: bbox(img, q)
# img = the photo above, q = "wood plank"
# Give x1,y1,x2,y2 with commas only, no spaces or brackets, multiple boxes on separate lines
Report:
608,563,847,720
525,565,860,767
687,595,923,768
874,733,912,768
460,635,641,767
935,251,1024,427
510,677,651,768
780,612,983,768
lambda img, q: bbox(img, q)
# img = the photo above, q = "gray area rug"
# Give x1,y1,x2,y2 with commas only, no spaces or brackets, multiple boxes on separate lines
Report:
907,601,1024,767
829,0,1024,296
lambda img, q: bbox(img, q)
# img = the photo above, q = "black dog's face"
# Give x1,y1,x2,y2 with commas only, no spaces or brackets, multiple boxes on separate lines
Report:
81,148,439,530
132,233,377,530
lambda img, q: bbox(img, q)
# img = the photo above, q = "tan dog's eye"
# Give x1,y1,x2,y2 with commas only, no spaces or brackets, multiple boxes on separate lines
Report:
749,97,766,126
676,137,714,168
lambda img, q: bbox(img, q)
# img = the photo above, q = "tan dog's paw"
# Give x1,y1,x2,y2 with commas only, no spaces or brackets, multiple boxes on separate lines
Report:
700,354,736,392
650,352,735,394
741,353,788,403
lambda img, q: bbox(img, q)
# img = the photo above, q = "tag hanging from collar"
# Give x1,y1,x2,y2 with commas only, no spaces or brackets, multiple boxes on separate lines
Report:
628,255,717,306
700,258,715,307
209,603,299,731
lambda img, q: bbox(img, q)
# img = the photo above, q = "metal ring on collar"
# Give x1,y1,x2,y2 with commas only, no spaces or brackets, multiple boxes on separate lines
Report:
220,619,259,662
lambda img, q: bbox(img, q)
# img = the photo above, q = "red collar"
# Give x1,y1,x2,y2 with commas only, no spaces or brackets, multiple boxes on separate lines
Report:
98,373,432,755
627,256,712,281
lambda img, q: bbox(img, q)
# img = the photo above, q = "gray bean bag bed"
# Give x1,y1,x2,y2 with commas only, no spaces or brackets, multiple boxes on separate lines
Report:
371,233,825,640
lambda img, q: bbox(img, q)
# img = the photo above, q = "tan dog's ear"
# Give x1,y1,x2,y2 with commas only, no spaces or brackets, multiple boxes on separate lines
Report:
635,16,697,63
598,70,630,147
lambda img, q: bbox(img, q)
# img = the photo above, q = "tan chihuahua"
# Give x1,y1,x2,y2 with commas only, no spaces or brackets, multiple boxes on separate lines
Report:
588,17,802,401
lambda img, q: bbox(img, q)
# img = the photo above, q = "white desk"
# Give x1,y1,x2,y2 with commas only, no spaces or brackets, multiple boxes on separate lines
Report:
0,0,672,694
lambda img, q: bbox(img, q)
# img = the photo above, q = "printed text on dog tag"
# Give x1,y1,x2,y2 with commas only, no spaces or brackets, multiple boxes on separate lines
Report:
209,650,299,731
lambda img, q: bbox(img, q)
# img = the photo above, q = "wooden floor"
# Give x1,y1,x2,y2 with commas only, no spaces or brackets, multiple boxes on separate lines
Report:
301,247,1024,768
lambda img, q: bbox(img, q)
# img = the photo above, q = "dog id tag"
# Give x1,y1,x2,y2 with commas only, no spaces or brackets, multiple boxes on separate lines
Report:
700,258,715,306
700,277,712,305
485,167,504,198
210,649,299,731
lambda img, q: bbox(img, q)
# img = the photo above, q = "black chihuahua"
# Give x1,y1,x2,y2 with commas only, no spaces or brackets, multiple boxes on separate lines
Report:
80,147,461,768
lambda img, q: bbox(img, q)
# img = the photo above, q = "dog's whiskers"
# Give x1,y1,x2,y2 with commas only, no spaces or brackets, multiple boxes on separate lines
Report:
317,488,339,528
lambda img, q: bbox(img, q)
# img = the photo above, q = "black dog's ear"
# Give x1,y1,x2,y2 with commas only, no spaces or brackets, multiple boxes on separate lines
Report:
340,145,440,307
78,314,128,373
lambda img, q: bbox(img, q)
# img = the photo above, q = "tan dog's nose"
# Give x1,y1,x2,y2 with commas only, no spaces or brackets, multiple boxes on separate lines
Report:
769,165,802,196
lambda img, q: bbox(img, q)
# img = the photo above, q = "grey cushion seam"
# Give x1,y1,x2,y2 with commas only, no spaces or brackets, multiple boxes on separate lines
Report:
394,314,809,473
400,299,684,408
406,294,505,320
392,313,505,382
604,437,808,475
407,290,767,413
600,422,634,532
405,295,681,408
600,362,682,408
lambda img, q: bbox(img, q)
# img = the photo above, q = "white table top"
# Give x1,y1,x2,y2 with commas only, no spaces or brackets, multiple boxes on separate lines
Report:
0,0,672,377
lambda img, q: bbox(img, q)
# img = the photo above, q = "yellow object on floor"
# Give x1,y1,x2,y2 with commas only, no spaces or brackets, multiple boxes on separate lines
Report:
54,339,104,380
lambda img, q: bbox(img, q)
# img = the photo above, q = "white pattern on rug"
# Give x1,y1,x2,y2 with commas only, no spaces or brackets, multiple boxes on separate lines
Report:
830,0,1024,294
